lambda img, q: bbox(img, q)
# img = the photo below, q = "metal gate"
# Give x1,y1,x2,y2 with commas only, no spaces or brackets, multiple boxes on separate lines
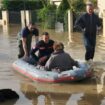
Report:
9,11,21,24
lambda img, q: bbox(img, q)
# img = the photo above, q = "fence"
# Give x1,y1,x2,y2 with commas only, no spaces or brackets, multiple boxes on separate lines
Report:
30,10,68,31
9,11,21,24
1,10,69,31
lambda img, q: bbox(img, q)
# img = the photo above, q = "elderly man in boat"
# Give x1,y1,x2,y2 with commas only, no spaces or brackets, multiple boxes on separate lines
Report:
29,32,54,66
45,42,79,72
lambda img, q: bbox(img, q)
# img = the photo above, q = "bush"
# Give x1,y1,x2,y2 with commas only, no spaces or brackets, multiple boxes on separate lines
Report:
38,4,57,29
56,0,70,23
69,0,85,12
1,0,43,11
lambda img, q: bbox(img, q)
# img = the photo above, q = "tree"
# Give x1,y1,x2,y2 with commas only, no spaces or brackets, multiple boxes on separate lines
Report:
41,0,50,7
68,0,85,12
56,0,70,22
84,0,97,7
38,3,57,29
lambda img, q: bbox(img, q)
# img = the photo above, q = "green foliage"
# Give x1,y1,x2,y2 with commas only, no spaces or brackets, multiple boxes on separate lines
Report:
68,0,97,12
64,11,68,31
1,0,43,10
69,0,85,12
38,0,53,21
56,0,70,22
55,0,70,31
38,4,57,29
1,0,8,10
41,0,50,7
56,0,85,31
58,0,70,11
91,0,97,7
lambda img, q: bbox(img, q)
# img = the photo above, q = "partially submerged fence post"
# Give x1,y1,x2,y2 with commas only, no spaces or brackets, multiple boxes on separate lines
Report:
2,10,9,33
103,10,105,37
68,10,73,44
25,10,31,26
21,10,26,28
21,10,32,28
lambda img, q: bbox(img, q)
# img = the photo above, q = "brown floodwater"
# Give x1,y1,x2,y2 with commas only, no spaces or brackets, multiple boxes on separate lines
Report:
0,25,105,105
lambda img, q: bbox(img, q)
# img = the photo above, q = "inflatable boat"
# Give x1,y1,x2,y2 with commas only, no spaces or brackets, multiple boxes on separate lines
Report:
12,59,93,83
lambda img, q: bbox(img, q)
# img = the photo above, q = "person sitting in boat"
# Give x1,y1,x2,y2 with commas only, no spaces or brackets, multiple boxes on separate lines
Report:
29,32,54,66
45,42,78,72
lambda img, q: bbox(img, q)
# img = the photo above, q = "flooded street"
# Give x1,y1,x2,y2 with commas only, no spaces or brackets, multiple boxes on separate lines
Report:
0,25,105,105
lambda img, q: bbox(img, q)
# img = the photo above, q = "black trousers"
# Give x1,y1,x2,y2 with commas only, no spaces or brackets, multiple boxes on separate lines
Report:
18,40,24,58
84,36,96,61
29,54,49,66
85,45,95,60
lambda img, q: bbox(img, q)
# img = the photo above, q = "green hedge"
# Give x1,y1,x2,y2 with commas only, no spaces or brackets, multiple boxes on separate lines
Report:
38,4,57,29
1,0,43,10
56,0,69,23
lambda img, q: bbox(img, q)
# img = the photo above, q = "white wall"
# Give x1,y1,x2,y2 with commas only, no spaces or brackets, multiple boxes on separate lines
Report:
98,0,105,17
0,19,2,26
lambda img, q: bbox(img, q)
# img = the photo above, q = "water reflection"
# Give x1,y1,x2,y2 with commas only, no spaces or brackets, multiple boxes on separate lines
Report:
20,78,105,105
0,25,105,105
97,72,105,94
0,99,18,105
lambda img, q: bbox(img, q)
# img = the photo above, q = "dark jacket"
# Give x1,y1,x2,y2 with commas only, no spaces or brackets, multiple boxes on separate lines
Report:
45,51,78,71
30,39,54,59
17,27,39,58
75,13,101,38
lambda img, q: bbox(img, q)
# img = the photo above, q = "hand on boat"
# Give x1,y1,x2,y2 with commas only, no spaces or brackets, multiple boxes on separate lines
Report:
38,56,47,63
23,55,29,62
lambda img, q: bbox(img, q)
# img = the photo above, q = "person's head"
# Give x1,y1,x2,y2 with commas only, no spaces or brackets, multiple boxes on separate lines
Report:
28,22,35,31
86,1,94,14
42,32,50,43
53,42,64,52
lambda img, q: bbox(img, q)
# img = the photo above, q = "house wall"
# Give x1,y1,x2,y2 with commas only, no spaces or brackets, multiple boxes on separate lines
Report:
97,0,105,17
